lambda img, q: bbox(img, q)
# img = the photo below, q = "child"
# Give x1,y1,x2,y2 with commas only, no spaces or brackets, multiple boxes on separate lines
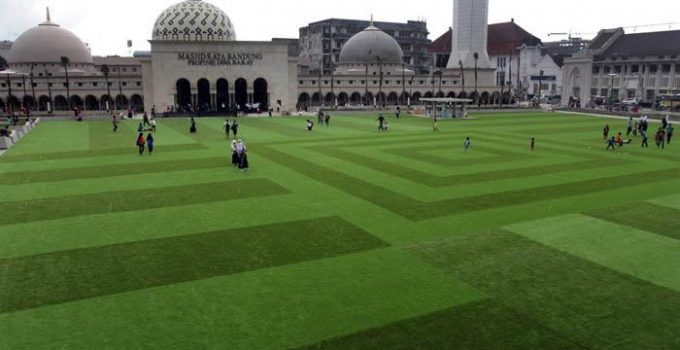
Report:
606,136,616,151
655,128,666,149
616,132,624,147
464,137,472,152
306,119,314,131
531,137,535,151
231,139,239,167
136,133,146,155
146,133,155,156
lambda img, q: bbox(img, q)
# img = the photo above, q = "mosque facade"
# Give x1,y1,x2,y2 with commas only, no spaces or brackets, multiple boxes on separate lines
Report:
0,0,498,116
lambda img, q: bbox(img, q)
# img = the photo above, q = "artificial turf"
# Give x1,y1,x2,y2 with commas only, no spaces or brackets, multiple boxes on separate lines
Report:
0,112,679,349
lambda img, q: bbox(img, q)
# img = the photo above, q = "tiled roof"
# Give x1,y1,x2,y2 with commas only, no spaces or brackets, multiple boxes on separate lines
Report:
600,30,680,57
429,21,542,55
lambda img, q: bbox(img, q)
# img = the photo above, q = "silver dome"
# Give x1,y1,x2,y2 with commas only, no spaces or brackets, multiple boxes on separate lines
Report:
152,0,236,41
7,20,93,65
339,25,404,65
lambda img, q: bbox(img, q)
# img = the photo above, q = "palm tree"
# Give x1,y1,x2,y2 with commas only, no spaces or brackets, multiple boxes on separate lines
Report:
458,60,465,97
60,56,71,110
100,64,112,110
473,52,479,104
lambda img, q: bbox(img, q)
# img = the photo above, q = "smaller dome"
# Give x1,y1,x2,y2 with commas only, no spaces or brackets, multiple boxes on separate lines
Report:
8,19,93,65
152,0,236,42
339,25,404,65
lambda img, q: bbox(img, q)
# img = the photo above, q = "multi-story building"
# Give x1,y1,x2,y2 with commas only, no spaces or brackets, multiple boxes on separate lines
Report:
299,18,431,75
562,28,680,106
0,41,12,69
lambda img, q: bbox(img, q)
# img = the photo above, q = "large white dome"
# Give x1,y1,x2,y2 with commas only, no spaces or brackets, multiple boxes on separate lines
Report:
339,25,404,65
152,0,236,42
7,20,93,65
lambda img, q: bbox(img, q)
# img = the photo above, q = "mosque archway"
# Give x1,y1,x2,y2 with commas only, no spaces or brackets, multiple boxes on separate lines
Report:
365,92,374,105
298,93,310,106
216,78,229,112
325,92,335,106
350,92,362,105
235,78,248,108
197,78,211,112
85,95,98,110
387,92,399,105
131,94,144,111
115,95,129,110
311,92,321,106
176,78,191,110
254,78,268,107
54,95,68,111
412,92,421,104
38,96,50,111
337,92,349,106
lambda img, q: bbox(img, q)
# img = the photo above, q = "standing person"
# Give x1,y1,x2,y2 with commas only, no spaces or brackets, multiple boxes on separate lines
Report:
603,124,610,141
531,137,536,151
318,110,324,125
237,139,249,172
325,114,330,127
231,119,239,137
634,120,639,137
662,115,669,130
143,112,150,127
112,113,119,133
146,133,155,156
138,123,144,133
641,130,649,148
230,139,239,167
128,109,133,120
433,117,440,132
627,117,634,136
136,133,146,155
667,124,674,144
606,136,616,151
464,137,472,152
223,119,231,138
655,128,666,149
395,106,401,119
190,117,197,133
377,114,386,131
151,105,156,119
150,118,157,133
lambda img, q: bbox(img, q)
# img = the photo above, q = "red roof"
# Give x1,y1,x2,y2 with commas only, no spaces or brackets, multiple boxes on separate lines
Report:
429,21,542,55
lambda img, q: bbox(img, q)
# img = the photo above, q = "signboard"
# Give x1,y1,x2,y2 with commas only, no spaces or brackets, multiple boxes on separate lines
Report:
177,52,263,66
530,75,557,81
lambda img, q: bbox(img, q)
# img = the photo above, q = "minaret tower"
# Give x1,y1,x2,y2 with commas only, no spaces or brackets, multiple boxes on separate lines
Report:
447,0,492,69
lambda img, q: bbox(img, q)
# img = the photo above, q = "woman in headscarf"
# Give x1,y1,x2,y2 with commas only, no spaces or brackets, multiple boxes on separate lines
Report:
237,139,249,172
230,139,239,167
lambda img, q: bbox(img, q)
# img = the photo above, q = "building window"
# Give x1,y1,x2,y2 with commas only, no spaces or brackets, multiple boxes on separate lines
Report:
649,65,658,73
604,66,611,74
93,82,98,87
662,64,671,73
299,81,304,85
122,82,127,87
631,65,639,73
137,82,142,87
78,83,83,87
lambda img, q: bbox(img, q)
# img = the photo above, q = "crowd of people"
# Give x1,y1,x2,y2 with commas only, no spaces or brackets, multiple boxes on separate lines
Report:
604,115,674,150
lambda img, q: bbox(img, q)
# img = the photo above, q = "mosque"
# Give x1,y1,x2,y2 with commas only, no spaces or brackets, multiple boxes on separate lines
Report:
0,0,497,115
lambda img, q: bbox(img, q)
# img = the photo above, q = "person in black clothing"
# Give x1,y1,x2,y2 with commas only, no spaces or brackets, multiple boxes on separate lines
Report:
603,125,610,141
606,137,616,151
325,114,330,126
641,131,649,148
667,124,674,144
190,117,197,133
378,115,386,131
231,119,239,137
136,133,146,155
396,106,401,119
143,112,150,127
146,133,155,156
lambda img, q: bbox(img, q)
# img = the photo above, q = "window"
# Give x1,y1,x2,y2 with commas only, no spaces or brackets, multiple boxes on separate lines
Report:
137,82,141,87
631,65,639,73
649,65,658,73
77,83,83,87
604,66,611,74
122,82,127,87
614,66,622,74
93,82,98,87
662,64,671,73
299,81,304,85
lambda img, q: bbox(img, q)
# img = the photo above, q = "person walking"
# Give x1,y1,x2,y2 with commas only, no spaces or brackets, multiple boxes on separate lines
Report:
146,133,155,156
237,139,249,172
190,117,197,133
395,106,401,119
150,118,157,133
627,117,634,136
136,133,146,155
641,131,649,148
667,124,674,144
143,112,150,127
531,137,536,151
230,139,239,167
655,128,666,149
603,124,610,141
223,119,231,138
378,115,386,131
231,119,239,137
606,136,616,151
112,113,119,133
464,137,472,152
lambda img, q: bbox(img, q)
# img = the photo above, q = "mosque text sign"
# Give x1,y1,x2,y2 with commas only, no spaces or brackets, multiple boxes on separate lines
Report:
177,52,263,66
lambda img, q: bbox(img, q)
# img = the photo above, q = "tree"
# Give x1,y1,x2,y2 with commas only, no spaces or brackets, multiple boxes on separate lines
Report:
60,56,71,110
100,64,112,110
473,52,479,104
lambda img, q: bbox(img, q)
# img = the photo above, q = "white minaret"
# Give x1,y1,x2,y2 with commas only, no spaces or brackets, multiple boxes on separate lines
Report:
447,0,492,69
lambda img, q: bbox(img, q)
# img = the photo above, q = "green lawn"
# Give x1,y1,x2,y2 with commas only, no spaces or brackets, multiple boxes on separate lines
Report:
1,112,679,349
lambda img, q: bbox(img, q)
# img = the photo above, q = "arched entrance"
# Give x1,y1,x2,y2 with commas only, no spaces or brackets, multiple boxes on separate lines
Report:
325,92,335,106
254,78,268,107
176,78,191,111
311,92,321,106
387,92,399,105
365,92,374,106
71,95,84,110
337,92,349,106
412,92,422,104
350,92,362,105
447,91,456,98
54,95,68,111
298,93,310,107
22,96,36,109
216,78,229,112
115,95,129,110
197,78,211,112
85,95,98,110
458,91,468,99
131,94,144,111
480,92,490,105
424,91,433,98
100,95,113,110
38,96,50,111
235,78,248,109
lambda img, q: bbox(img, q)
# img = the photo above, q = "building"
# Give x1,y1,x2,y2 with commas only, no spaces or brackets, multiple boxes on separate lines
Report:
562,28,680,106
299,18,431,75
0,41,12,69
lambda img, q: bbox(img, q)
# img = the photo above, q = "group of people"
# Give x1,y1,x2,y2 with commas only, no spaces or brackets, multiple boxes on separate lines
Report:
223,119,239,138
230,139,249,171
604,115,674,150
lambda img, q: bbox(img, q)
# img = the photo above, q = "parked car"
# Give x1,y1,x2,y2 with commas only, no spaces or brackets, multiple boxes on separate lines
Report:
621,98,639,106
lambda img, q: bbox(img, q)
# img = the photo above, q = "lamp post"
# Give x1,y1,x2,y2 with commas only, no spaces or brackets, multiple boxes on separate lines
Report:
608,73,618,111
101,64,111,111
473,52,479,104
117,65,124,110
364,64,369,107
21,74,27,110
60,56,71,110
30,64,36,110
401,63,406,105
377,56,383,108
330,60,335,108
537,70,545,108
45,69,53,114
458,60,465,98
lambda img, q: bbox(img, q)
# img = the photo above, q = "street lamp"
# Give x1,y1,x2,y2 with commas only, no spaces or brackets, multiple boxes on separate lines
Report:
44,69,53,114
30,64,37,110
608,73,618,111
60,56,71,110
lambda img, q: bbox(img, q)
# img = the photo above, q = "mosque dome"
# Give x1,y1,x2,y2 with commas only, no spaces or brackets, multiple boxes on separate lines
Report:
7,15,93,65
152,0,236,42
339,24,404,65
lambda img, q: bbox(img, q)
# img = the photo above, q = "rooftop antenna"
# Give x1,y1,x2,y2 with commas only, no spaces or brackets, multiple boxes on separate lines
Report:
46,7,51,22
370,14,374,26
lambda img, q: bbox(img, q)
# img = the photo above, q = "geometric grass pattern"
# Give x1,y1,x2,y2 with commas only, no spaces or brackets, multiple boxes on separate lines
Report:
1,113,679,349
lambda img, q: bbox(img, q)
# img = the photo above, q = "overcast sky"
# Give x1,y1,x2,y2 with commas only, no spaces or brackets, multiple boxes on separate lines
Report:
2,0,680,56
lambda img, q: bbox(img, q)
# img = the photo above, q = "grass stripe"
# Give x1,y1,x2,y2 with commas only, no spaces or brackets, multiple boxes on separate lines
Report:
1,143,208,162
410,230,680,350
507,214,680,292
0,179,288,225
0,156,231,185
587,202,680,240
0,216,388,313
293,299,587,350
